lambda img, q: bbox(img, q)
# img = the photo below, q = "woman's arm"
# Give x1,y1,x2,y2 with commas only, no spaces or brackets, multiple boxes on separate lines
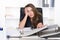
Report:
19,8,29,29
19,15,28,29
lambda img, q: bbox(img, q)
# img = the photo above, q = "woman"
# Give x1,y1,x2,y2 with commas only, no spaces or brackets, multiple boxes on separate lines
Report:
19,4,44,30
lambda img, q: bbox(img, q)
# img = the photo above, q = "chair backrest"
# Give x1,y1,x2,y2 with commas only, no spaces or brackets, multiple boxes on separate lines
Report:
20,7,43,27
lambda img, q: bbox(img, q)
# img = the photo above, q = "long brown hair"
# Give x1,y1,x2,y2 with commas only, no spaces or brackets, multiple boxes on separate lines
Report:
24,3,43,29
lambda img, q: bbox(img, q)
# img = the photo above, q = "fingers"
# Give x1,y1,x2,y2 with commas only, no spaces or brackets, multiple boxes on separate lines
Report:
37,23,46,29
24,8,29,16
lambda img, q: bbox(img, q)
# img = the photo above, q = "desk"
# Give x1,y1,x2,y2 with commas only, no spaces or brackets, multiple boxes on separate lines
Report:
6,26,60,40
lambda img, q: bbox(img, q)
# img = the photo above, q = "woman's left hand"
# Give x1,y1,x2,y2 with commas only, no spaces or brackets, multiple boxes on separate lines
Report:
37,23,46,28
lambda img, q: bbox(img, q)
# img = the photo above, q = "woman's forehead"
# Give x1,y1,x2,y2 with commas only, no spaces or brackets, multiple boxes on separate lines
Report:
26,7,32,10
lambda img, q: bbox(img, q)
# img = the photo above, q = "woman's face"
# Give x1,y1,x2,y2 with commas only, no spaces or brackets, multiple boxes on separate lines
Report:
25,7,34,18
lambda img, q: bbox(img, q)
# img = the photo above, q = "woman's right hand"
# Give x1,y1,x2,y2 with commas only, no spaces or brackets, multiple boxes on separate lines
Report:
24,8,29,16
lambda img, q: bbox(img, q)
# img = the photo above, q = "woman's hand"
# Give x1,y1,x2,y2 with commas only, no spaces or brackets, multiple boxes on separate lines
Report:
37,23,46,28
24,8,29,16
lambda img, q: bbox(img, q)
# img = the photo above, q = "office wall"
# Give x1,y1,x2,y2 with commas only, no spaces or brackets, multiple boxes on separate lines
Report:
54,0,60,26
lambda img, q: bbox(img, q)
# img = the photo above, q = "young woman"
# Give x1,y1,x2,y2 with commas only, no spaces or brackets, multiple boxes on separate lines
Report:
19,4,45,30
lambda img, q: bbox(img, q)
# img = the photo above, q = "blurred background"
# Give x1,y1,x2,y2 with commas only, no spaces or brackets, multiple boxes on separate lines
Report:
0,0,60,40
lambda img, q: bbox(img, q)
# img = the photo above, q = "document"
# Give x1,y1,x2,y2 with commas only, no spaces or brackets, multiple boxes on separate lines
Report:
20,26,47,37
